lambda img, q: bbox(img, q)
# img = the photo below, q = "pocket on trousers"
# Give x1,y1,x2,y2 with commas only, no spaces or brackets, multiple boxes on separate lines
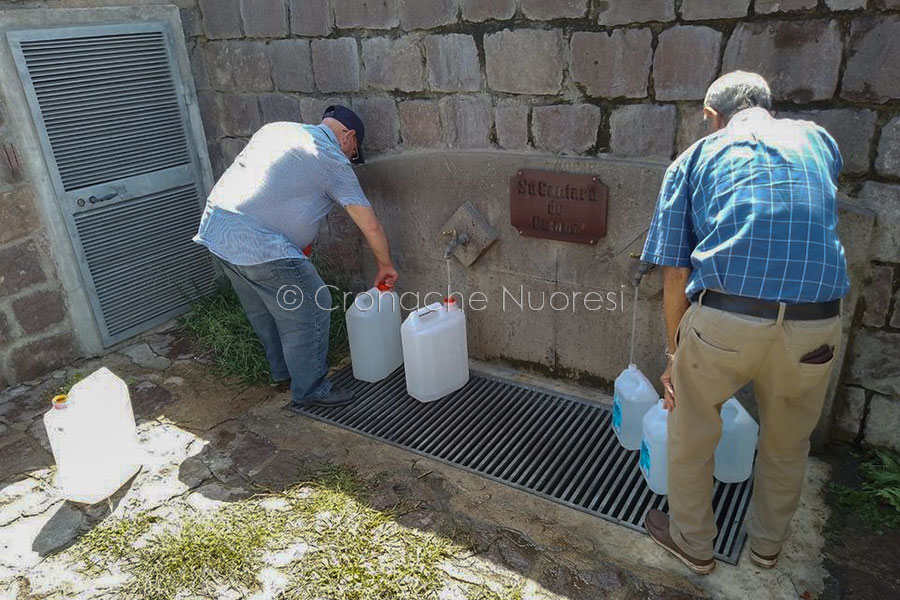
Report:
688,327,740,361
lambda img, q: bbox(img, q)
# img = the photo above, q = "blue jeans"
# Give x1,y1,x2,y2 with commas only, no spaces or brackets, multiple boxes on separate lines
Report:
218,257,333,403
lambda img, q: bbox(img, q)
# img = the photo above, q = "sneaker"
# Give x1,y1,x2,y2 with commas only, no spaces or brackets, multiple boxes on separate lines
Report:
270,379,291,393
749,548,779,569
644,509,716,575
288,386,356,410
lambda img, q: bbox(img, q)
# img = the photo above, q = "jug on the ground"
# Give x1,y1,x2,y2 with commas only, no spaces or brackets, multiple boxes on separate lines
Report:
346,284,403,383
714,397,759,483
613,364,659,451
640,400,669,495
43,367,142,504
401,297,468,402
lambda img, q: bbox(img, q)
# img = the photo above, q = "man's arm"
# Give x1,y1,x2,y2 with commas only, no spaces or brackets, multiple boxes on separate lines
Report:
661,266,691,409
344,204,398,289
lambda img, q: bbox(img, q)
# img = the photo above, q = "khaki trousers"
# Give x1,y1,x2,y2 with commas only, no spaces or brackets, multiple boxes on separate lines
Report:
667,294,842,559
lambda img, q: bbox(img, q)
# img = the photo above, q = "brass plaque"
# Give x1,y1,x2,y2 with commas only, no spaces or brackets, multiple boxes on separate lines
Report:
510,169,608,245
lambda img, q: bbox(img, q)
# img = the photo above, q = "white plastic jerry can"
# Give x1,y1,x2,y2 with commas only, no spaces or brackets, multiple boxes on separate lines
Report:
612,364,659,451
400,297,469,402
714,397,759,483
42,368,142,504
640,400,669,495
346,283,404,383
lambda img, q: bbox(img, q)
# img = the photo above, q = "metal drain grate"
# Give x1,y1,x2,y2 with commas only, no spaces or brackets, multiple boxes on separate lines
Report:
296,366,751,564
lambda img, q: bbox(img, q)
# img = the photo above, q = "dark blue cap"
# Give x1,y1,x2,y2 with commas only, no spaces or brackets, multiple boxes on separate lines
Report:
323,105,365,164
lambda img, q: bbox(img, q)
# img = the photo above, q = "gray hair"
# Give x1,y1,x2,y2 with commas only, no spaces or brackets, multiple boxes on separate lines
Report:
703,71,773,120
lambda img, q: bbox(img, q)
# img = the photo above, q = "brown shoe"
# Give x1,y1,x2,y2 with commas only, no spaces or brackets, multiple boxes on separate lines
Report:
644,509,716,575
749,548,779,569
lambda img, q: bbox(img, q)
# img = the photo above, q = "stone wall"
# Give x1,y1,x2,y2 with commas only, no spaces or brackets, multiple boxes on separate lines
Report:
0,101,79,388
0,0,897,449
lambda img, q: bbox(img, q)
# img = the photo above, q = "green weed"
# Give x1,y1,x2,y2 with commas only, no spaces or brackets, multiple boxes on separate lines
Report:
830,449,900,533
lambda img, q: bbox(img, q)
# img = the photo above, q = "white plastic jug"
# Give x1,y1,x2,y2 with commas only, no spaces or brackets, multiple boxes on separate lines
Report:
43,368,142,504
714,397,759,483
640,400,669,495
401,298,468,402
612,364,659,451
346,284,403,383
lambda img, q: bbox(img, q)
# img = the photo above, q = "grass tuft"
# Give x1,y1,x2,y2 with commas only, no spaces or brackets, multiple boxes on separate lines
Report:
67,465,466,600
181,254,355,384
830,449,900,533
466,584,524,600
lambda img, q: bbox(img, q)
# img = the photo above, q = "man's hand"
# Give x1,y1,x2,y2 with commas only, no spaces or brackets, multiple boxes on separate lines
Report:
661,361,675,410
374,264,398,290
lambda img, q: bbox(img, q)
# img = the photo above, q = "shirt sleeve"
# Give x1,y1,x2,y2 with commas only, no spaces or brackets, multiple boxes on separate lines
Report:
818,128,843,182
640,159,695,268
324,162,372,208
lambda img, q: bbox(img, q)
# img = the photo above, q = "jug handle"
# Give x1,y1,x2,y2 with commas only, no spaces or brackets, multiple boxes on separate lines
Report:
411,305,439,323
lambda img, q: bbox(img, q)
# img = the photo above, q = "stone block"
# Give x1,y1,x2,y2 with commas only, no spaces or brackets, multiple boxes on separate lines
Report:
271,40,315,93
204,41,273,93
290,0,333,36
833,386,867,441
424,34,481,92
597,0,675,25
653,26,722,101
363,37,425,93
298,96,348,123
11,332,79,383
311,38,360,93
495,105,529,150
872,0,900,7
532,104,601,154
858,182,900,263
825,0,867,9
440,96,493,148
334,0,399,29
0,142,24,186
865,394,900,451
181,7,202,38
520,0,587,20
484,29,564,95
862,265,895,328
0,240,46,296
848,329,900,397
259,93,302,124
199,0,242,39
723,20,842,103
197,90,225,139
12,289,66,335
400,0,458,29
221,94,262,137
398,101,442,148
609,104,676,158
755,0,817,13
240,0,288,37
189,45,209,91
571,29,652,99
842,16,900,103
461,0,515,22
782,109,877,176
220,138,249,168
351,97,399,153
876,117,900,178
680,0,749,20
676,103,706,153
0,187,39,246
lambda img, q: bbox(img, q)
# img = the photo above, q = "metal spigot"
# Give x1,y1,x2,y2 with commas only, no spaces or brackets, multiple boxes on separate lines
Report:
631,260,655,288
442,230,470,259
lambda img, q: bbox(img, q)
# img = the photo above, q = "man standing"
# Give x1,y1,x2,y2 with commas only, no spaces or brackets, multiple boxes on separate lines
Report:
194,106,398,408
640,72,848,574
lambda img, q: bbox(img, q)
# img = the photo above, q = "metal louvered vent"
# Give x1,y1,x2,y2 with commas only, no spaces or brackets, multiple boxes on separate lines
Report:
73,184,215,338
19,31,190,191
296,366,752,565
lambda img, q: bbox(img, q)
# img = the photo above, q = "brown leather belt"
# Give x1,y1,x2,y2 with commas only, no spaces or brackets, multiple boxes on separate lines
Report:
695,290,841,321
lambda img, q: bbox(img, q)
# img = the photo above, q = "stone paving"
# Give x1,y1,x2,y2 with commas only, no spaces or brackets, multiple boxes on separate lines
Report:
0,329,842,599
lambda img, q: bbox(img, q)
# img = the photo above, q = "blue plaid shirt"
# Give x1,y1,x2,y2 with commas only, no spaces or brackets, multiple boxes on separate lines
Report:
641,108,849,303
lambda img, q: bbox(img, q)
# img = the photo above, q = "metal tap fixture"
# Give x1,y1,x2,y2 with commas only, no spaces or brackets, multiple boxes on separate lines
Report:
442,229,470,259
